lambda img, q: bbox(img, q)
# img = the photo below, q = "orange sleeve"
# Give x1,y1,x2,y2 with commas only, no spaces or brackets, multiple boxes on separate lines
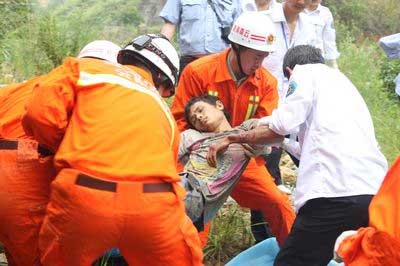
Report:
338,157,400,266
22,58,80,152
171,65,205,132
254,72,278,118
369,156,400,238
338,227,400,266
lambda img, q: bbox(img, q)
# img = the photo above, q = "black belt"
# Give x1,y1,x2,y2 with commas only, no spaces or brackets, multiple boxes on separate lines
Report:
75,173,174,193
0,139,54,157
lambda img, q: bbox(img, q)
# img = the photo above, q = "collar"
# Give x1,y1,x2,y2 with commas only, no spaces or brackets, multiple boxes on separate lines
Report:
215,49,235,83
304,4,322,15
226,51,238,82
215,49,264,88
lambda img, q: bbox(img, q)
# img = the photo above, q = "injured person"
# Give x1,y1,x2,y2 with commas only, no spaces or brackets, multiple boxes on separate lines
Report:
179,94,283,231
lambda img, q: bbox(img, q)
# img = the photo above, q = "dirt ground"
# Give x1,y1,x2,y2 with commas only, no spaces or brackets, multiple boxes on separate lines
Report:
280,152,298,186
0,253,6,265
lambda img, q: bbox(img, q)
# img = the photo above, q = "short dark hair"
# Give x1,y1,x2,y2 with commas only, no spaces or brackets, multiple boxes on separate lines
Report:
184,94,230,128
282,45,325,79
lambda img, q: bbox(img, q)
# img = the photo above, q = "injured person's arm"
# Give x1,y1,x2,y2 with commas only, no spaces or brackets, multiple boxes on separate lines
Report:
206,125,283,167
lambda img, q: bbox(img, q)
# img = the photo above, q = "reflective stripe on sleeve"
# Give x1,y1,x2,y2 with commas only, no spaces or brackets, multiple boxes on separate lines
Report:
244,95,260,120
208,90,219,97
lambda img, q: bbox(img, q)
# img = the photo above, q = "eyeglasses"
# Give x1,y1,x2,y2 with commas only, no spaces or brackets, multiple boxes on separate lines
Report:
130,34,178,85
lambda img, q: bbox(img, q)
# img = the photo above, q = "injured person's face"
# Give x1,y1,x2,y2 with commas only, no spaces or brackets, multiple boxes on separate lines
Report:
188,100,227,133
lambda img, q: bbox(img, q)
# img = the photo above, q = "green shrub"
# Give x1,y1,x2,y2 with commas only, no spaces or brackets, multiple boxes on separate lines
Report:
0,0,33,40
325,0,400,38
338,37,400,164
0,0,143,82
380,59,400,95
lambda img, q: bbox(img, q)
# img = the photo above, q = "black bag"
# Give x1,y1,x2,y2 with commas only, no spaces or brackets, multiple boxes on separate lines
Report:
221,26,231,43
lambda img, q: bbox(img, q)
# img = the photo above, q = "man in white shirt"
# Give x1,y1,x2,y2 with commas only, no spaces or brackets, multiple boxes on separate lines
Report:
305,0,340,68
252,0,317,241
207,45,388,266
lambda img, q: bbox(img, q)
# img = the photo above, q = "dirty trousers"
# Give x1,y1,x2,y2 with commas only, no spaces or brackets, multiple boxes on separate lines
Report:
0,139,55,266
198,158,295,247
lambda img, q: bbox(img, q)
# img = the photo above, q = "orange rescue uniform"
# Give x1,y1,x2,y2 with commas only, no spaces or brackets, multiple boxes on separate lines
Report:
22,58,203,266
171,49,295,246
0,78,56,266
338,157,400,265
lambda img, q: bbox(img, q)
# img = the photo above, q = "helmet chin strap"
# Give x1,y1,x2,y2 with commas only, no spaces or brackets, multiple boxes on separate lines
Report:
232,44,246,79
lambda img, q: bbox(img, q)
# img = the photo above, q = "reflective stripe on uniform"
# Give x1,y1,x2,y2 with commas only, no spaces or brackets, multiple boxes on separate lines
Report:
77,71,176,147
244,95,260,120
208,90,219,97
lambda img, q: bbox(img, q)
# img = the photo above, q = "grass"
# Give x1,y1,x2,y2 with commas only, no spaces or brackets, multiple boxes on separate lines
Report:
204,203,255,265
338,37,400,164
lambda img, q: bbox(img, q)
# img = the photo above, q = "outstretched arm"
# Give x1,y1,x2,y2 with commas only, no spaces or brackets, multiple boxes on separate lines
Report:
206,126,283,167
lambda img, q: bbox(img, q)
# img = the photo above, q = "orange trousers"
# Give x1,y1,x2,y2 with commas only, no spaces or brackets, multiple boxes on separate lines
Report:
230,158,294,246
199,158,295,247
0,140,55,266
39,169,203,266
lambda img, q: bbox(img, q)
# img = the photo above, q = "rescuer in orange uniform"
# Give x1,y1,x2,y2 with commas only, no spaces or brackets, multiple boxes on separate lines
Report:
0,40,120,266
0,77,55,266
334,156,400,265
171,12,295,247
22,34,203,266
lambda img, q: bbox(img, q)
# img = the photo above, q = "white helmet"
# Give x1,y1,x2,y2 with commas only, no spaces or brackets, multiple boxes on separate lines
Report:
118,34,179,86
78,40,121,63
228,12,276,52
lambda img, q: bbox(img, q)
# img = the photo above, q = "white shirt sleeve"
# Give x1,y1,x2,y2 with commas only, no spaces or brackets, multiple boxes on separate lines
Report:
322,10,340,60
269,65,315,135
281,138,301,159
258,115,271,126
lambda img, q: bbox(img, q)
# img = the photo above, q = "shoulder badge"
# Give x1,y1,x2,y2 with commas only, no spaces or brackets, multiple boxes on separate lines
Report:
286,81,297,97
